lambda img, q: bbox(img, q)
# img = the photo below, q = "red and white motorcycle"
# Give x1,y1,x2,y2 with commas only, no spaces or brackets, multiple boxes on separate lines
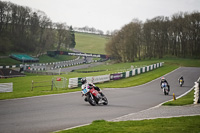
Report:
81,87,108,106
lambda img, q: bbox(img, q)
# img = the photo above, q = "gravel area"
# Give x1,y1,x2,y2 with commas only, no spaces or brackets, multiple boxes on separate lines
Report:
111,104,200,121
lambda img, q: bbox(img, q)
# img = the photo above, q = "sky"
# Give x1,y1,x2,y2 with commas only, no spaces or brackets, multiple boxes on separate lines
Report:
2,0,200,33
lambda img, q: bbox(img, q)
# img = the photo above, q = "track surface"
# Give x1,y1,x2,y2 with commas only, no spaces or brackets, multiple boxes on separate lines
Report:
0,67,199,133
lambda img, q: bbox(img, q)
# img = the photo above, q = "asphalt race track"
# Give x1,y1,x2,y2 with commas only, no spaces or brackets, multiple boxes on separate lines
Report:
0,67,200,133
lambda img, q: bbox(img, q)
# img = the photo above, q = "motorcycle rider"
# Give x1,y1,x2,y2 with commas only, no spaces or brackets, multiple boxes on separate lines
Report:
160,77,170,91
81,78,101,92
178,75,184,84
81,78,103,101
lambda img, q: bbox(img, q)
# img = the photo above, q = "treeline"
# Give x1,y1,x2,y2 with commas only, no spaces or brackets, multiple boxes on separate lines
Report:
74,26,104,35
105,12,200,62
0,1,75,55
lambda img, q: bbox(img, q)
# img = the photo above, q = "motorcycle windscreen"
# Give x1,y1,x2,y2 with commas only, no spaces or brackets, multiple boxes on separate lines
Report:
89,88,99,96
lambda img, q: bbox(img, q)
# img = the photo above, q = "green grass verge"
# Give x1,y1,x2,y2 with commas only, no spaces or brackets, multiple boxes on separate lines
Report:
98,63,177,88
58,116,200,133
0,57,21,66
163,89,195,106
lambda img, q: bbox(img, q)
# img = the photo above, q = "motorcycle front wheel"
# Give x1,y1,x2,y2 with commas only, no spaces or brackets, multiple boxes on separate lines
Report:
180,82,182,87
102,96,108,105
87,94,97,106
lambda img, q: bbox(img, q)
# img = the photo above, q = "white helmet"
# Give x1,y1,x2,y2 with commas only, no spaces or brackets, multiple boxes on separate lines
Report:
81,78,87,84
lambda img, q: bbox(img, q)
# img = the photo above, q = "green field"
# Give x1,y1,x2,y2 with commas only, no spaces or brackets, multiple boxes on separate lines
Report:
75,32,108,54
0,57,21,66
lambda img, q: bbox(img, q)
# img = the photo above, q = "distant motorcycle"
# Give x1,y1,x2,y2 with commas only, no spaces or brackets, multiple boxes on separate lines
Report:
179,79,184,87
161,82,169,95
81,87,108,106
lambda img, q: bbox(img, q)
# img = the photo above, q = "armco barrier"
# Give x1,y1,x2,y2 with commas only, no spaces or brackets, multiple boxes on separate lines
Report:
132,69,136,76
68,78,79,88
110,73,123,80
0,57,83,71
137,68,141,74
68,62,164,88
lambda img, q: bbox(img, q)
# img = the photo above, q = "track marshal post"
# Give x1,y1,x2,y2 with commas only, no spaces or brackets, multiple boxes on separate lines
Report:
173,93,176,100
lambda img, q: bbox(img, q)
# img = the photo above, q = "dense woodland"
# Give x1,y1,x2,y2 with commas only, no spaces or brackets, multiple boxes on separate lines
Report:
0,1,76,55
105,12,200,62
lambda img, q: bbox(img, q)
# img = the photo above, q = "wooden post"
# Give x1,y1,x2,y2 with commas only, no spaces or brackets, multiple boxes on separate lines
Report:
31,80,33,91
51,79,53,91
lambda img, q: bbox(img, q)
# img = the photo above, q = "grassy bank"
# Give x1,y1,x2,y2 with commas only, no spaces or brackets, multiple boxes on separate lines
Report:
58,116,200,133
0,57,21,66
163,89,195,106
75,32,108,54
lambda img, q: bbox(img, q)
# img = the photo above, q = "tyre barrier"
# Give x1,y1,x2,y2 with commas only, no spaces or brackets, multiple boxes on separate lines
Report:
68,62,164,88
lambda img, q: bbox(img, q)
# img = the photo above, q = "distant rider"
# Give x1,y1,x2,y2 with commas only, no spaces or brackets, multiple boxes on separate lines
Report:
160,77,170,91
178,75,184,84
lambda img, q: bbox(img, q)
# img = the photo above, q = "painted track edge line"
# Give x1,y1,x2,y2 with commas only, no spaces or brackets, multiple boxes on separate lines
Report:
54,123,90,133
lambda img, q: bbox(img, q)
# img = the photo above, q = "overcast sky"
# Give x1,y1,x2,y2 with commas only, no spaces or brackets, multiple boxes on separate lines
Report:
3,0,200,32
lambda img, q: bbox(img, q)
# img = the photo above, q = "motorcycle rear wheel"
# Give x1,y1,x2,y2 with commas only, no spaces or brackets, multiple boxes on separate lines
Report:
163,89,168,95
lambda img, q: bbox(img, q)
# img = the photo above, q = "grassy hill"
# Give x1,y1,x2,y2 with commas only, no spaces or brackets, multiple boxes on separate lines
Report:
74,32,109,54
0,32,108,66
